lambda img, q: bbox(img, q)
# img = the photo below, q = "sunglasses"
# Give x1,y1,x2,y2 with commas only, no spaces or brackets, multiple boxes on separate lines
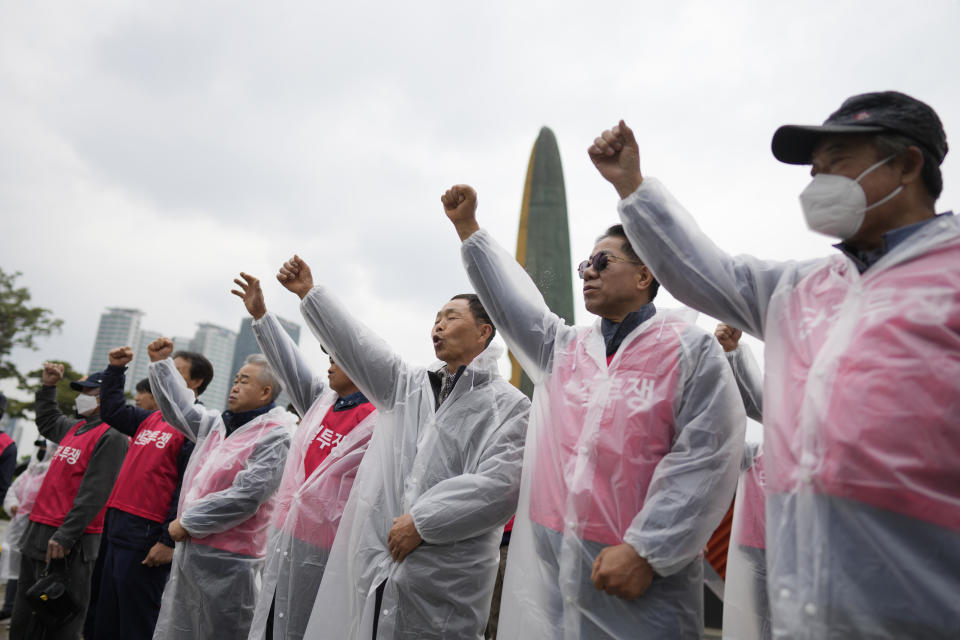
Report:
577,251,642,279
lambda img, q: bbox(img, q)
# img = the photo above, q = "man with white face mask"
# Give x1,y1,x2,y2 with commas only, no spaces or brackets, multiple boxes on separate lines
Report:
10,366,128,640
587,91,958,639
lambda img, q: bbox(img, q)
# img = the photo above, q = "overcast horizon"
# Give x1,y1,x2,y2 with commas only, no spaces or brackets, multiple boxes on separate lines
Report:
3,1,959,437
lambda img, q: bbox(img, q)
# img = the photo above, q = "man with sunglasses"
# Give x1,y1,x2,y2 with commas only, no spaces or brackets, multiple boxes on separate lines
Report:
442,185,744,639
588,92,959,639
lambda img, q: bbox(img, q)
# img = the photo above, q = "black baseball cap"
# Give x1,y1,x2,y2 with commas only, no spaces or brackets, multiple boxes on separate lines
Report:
772,91,948,165
70,371,106,391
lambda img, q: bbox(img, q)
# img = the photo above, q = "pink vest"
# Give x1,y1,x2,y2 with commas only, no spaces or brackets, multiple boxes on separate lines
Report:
183,419,286,557
106,411,186,523
271,396,376,549
765,235,960,531
529,318,683,545
31,421,113,534
733,450,766,549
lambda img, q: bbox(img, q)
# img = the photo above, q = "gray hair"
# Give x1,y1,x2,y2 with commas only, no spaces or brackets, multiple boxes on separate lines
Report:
872,132,942,201
244,354,283,403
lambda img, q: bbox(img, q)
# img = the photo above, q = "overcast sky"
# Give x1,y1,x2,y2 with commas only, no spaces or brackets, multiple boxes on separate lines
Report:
3,1,959,426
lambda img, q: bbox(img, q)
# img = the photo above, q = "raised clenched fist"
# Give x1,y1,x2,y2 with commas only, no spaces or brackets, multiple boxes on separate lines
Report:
276,255,315,300
588,119,644,199
109,346,134,367
147,337,175,363
441,184,480,242
41,362,65,386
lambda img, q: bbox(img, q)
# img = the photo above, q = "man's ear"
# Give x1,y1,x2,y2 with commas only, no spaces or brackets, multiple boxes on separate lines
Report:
635,265,654,291
898,146,925,187
478,323,493,345
186,377,203,392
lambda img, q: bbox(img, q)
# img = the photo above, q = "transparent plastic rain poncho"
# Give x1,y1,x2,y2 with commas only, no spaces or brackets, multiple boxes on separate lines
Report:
148,357,294,640
618,177,960,639
460,229,745,639
298,285,530,640
0,451,54,580
722,344,771,640
246,312,378,640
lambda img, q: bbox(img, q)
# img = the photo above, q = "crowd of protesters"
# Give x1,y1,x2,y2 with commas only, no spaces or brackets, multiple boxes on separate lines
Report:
1,90,956,640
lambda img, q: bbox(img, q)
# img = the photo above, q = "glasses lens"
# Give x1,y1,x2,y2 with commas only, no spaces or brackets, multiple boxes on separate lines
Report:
594,252,609,272
577,260,590,279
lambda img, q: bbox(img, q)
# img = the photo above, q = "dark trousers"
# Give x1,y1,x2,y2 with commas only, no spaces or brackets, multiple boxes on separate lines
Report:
91,541,170,640
1,579,17,615
9,553,95,640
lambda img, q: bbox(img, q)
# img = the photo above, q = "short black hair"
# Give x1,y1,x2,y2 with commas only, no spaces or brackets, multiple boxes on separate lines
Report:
598,224,660,301
172,350,215,396
135,378,152,394
450,293,497,348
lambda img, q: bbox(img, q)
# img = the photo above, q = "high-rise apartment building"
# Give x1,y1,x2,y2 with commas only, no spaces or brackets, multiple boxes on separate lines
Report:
88,308,144,390
128,329,161,391
190,323,238,412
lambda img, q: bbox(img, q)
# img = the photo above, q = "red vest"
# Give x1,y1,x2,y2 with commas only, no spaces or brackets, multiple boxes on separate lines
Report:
106,411,186,523
0,432,14,457
31,421,113,534
302,403,376,479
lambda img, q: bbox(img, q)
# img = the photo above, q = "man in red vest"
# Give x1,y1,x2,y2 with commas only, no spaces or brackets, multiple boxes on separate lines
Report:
88,347,212,640
9,363,129,640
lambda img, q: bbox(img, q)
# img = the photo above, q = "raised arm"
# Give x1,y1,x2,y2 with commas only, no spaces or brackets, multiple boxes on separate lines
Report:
409,390,529,544
622,329,745,577
277,255,409,410
589,120,804,338
179,426,291,538
232,271,324,416
716,324,764,422
34,362,78,443
100,347,153,437
147,338,214,442
443,185,569,382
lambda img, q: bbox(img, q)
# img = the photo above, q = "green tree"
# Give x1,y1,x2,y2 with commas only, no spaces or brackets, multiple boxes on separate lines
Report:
7,361,84,418
0,267,63,382
1,267,64,418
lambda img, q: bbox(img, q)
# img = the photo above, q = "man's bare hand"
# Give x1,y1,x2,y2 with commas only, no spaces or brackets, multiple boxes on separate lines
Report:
142,541,175,567
387,513,423,563
440,184,480,242
108,346,134,367
147,338,174,363
591,543,654,600
9,505,18,516
588,120,644,199
231,272,267,320
276,255,314,300
41,362,65,386
168,519,189,543
715,324,743,353
46,538,70,563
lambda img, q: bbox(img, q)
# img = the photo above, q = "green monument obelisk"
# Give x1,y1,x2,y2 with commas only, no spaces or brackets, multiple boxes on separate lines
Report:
510,127,575,398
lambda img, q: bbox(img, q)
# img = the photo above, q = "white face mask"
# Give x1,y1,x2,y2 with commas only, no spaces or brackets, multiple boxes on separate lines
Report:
75,393,99,417
799,155,903,240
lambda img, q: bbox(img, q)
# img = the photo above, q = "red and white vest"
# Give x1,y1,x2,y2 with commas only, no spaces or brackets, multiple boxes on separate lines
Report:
529,316,683,546
182,416,288,557
764,232,960,531
106,411,186,523
31,421,113,534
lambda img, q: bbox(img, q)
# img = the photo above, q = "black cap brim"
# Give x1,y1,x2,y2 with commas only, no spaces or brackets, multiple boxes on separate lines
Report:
772,124,887,164
70,380,101,391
